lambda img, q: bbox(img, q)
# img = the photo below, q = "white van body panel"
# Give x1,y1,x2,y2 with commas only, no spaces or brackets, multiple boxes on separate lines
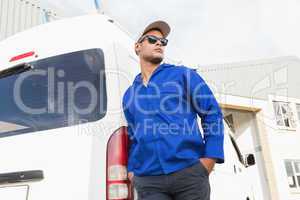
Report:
0,14,131,200
210,123,252,200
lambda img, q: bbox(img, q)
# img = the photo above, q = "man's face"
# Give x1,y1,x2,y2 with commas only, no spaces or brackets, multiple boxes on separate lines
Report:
135,30,166,64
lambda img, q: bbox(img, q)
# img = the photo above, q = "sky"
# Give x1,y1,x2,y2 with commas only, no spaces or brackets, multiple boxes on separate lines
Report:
40,0,300,66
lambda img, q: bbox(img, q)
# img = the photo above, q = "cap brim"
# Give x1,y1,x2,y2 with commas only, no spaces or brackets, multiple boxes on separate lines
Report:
141,20,171,39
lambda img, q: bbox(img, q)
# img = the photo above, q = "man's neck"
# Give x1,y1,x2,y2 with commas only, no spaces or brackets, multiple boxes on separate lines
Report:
140,60,161,85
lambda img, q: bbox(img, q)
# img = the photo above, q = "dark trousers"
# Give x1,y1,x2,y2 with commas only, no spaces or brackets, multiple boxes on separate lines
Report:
133,162,210,200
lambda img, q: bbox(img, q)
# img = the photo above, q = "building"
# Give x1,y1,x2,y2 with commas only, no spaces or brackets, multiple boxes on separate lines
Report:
200,56,300,200
0,0,58,41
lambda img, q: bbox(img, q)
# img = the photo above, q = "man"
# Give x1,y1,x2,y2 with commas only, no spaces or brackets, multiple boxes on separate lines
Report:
122,20,224,200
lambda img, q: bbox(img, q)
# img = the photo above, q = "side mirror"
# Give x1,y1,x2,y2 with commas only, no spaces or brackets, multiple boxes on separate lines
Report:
245,154,255,167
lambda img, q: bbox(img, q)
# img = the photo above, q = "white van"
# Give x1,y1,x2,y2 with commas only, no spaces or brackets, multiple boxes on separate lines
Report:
0,14,255,200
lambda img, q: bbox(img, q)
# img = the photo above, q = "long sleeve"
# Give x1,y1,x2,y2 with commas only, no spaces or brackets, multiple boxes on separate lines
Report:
184,68,224,163
122,88,136,172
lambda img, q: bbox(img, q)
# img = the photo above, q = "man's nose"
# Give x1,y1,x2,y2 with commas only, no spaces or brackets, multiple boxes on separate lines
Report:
155,40,163,46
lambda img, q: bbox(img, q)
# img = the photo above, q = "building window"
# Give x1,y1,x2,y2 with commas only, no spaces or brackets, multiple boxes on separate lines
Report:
296,104,300,124
284,160,300,190
273,101,296,128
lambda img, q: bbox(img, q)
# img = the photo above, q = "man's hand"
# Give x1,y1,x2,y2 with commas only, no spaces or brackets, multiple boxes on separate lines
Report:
199,158,216,175
128,171,134,182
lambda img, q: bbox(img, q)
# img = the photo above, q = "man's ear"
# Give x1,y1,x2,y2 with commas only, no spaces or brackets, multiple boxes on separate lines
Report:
134,42,140,55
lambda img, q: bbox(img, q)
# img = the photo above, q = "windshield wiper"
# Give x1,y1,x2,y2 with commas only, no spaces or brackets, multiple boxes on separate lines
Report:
0,63,34,79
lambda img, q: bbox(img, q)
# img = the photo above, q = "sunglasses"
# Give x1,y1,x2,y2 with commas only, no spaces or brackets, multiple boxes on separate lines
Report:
138,35,168,46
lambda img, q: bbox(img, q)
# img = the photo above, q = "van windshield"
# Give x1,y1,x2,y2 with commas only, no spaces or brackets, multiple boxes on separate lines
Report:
0,48,107,137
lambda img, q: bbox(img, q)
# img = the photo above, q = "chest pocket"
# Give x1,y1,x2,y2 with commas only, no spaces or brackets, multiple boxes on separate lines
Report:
159,83,184,114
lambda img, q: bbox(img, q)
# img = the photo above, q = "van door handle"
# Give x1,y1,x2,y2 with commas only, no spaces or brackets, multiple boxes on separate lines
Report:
0,170,44,184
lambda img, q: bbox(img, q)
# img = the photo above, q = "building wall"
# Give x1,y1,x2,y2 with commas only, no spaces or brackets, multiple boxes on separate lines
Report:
0,0,57,41
217,91,300,200
265,95,300,200
200,56,300,199
198,56,300,101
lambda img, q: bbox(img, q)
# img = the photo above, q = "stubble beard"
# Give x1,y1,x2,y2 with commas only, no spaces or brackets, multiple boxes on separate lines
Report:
143,54,164,65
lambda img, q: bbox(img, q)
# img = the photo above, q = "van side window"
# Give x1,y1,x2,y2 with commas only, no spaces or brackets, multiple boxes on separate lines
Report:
0,48,107,137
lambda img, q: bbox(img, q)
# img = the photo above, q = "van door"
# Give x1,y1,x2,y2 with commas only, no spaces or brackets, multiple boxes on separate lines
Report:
0,48,108,200
210,121,252,200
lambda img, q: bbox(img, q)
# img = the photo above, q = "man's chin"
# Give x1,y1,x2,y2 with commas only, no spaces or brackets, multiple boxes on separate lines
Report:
149,56,163,64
